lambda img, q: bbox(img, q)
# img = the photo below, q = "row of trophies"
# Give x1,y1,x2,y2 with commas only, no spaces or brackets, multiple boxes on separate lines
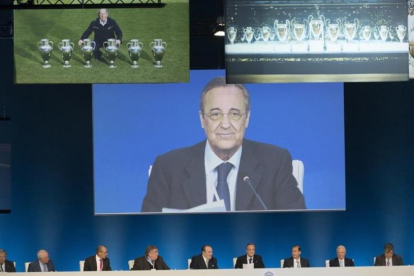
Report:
37,38,167,68
227,15,407,45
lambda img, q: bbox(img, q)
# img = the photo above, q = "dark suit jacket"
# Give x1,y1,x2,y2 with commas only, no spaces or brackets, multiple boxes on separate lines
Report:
131,255,169,270
190,254,218,269
1,260,16,272
329,257,355,267
141,139,305,212
235,254,265,269
28,260,56,272
83,255,112,271
283,257,310,268
375,254,403,266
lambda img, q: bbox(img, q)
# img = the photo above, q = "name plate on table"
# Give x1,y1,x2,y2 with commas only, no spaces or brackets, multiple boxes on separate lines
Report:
243,263,254,269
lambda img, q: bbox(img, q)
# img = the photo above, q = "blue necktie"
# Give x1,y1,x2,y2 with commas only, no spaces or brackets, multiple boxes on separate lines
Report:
216,162,233,211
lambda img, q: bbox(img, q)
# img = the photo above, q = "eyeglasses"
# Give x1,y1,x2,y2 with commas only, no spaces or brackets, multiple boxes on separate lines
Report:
204,110,247,121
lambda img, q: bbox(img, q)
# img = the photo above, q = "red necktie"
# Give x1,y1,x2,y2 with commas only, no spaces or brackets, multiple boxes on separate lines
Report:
100,259,103,271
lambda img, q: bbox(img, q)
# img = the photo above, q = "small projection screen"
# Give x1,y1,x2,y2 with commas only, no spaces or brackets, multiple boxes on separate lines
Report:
14,0,189,84
225,0,408,83
93,70,345,215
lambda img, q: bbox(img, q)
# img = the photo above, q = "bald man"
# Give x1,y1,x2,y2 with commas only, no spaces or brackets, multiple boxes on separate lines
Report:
84,245,112,271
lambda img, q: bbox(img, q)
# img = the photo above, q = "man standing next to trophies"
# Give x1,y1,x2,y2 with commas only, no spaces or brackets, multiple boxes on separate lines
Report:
78,9,123,60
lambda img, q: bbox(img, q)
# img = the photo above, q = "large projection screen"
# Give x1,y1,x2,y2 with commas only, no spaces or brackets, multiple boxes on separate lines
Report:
225,0,408,83
93,70,345,215
14,0,189,84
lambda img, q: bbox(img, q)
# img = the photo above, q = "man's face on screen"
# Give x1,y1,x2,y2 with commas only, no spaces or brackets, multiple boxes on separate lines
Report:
385,250,393,259
148,249,159,261
291,247,300,259
336,247,346,260
202,246,213,260
200,86,250,161
246,245,255,257
0,253,6,264
99,9,108,22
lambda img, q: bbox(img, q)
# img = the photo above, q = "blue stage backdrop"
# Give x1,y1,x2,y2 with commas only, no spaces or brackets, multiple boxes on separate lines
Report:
0,40,413,271
93,70,345,214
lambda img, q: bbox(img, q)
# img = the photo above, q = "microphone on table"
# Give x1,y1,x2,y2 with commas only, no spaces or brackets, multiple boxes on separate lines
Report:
243,176,268,210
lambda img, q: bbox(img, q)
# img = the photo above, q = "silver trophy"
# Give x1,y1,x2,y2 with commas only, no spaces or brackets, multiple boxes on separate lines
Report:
293,23,306,42
379,25,389,42
242,27,254,43
260,26,272,43
327,24,340,42
80,39,96,68
37,39,53,68
127,39,143,68
227,27,237,44
103,39,119,68
396,25,407,42
150,39,167,68
274,20,290,43
344,19,359,42
58,39,74,68
308,15,325,40
360,26,372,42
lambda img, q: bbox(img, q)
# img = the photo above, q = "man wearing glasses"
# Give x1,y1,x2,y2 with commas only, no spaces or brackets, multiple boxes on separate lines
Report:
141,77,305,212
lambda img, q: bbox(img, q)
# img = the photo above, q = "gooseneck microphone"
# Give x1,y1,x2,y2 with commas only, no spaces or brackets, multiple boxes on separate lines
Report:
243,176,268,210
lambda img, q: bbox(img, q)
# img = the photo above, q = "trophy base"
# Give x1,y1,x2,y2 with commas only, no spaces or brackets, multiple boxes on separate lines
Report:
43,64,51,68
154,64,163,68
63,64,71,68
131,64,139,68
108,65,117,68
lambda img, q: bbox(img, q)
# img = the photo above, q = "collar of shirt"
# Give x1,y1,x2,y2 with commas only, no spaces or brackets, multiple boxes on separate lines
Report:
204,140,242,211
99,20,107,26
386,258,392,265
247,255,254,262
202,255,209,266
39,261,47,272
146,257,154,266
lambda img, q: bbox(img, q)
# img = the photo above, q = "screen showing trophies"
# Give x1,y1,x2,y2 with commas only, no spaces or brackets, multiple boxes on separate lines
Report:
14,0,189,84
93,70,345,215
225,0,409,83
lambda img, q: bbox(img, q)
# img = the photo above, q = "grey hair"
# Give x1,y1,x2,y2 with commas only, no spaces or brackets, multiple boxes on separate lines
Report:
37,250,48,260
199,77,250,116
336,245,346,252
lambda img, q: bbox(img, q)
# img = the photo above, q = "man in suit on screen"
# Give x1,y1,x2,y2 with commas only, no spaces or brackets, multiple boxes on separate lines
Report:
329,245,354,267
190,245,218,269
83,245,112,271
283,245,310,268
0,249,16,272
375,243,403,266
141,77,305,212
28,250,55,272
131,245,169,270
235,243,265,269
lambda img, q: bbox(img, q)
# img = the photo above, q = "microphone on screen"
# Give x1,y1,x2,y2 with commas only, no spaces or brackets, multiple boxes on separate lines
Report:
243,176,268,210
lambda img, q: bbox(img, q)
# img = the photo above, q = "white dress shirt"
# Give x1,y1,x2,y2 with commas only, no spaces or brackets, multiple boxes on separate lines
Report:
95,255,102,271
294,258,301,268
204,141,242,211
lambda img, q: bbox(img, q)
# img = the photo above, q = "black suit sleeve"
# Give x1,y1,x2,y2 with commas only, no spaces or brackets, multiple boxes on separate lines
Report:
106,258,112,271
234,257,243,269
256,256,265,268
27,263,35,272
83,258,92,271
80,21,95,40
6,260,16,272
189,256,199,269
131,258,143,270
158,257,170,270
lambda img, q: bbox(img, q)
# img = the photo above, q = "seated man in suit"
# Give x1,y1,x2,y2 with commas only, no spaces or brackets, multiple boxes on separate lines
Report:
329,245,355,267
28,250,55,272
0,249,16,272
190,245,218,269
141,77,306,213
83,245,112,271
131,245,169,270
283,245,310,268
235,243,265,269
375,243,403,266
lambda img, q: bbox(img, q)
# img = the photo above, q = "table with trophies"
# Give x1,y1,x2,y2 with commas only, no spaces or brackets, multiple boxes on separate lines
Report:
225,15,409,81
